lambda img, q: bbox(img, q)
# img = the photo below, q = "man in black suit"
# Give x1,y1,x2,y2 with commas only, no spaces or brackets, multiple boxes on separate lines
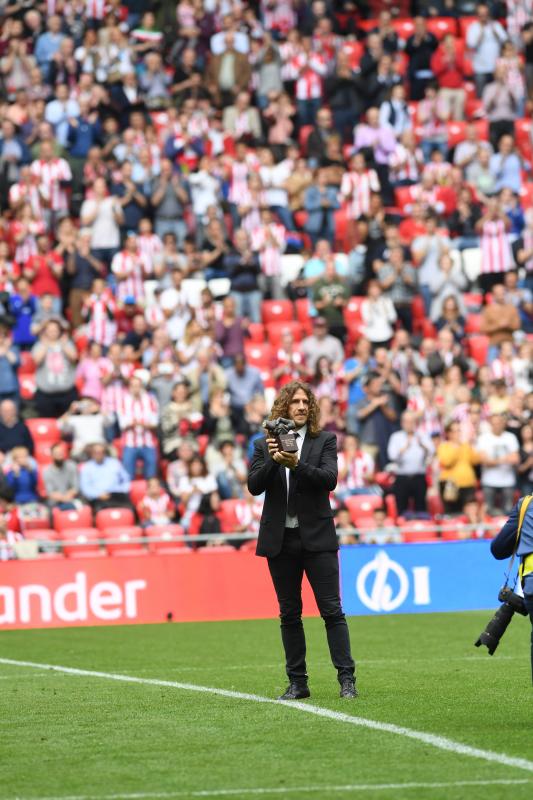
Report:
248,381,357,700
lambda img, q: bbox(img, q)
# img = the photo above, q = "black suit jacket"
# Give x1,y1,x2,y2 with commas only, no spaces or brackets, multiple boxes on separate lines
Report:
247,430,338,558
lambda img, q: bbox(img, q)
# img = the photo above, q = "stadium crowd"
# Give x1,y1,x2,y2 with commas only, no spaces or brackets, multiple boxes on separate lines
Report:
0,0,533,560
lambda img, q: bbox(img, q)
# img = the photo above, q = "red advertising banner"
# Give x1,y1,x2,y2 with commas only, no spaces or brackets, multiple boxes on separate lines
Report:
0,552,319,630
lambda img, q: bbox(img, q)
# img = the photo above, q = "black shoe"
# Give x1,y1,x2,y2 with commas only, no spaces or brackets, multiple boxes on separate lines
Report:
339,679,358,698
278,682,311,700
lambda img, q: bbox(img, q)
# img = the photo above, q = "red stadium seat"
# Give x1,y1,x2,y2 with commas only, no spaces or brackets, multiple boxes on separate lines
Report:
427,17,457,39
520,183,533,209
385,494,398,521
447,121,466,148
33,441,56,466
395,186,414,211
61,527,101,557
298,125,314,156
247,322,265,343
333,206,351,251
400,521,438,543
515,118,533,161
465,98,485,121
22,515,53,532
95,507,135,530
427,495,444,518
344,495,383,524
22,528,59,543
463,293,483,312
468,335,490,367
261,300,294,325
146,524,186,552
458,16,476,38
465,313,482,334
20,375,36,400
244,341,273,369
218,499,242,534
198,545,237,553
266,321,303,348
103,526,144,554
129,479,147,507
295,298,312,334
392,18,415,40
25,418,61,443
343,296,365,327
18,352,35,374
53,506,93,532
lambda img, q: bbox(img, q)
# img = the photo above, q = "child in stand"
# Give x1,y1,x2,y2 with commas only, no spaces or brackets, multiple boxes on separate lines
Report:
136,477,175,527
0,488,22,561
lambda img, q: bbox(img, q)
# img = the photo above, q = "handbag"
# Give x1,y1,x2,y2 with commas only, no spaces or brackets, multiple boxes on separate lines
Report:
442,480,459,503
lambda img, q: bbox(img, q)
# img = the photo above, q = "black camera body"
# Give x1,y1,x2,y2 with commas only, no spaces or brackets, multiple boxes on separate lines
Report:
263,417,299,454
475,587,528,655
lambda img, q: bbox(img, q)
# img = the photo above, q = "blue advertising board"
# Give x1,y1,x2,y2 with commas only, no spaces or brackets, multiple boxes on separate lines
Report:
339,541,510,616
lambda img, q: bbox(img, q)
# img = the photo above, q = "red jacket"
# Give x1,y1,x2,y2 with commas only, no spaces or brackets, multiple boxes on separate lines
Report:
431,47,465,90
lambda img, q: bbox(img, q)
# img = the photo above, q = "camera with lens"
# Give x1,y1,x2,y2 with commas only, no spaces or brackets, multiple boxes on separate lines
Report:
263,417,298,454
474,586,528,655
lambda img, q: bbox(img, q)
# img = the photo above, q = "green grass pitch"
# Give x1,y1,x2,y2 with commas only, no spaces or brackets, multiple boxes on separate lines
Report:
0,612,532,800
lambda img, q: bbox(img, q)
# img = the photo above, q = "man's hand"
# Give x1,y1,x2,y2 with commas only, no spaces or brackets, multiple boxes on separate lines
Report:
273,451,299,469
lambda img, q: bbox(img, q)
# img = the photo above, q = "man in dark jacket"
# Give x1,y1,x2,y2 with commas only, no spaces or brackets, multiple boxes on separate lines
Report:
491,494,533,681
0,399,34,456
248,381,356,700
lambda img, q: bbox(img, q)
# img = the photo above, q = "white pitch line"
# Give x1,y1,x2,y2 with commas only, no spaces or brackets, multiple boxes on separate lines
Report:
4,780,533,800
1,657,532,775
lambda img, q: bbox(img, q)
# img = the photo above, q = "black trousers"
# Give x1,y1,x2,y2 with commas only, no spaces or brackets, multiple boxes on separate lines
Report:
267,528,355,686
393,473,427,516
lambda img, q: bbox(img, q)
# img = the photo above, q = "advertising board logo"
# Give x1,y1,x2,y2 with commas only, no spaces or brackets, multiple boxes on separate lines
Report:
356,551,430,613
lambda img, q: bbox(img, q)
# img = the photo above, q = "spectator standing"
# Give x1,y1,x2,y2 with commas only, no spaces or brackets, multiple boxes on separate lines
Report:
0,325,20,405
150,158,189,245
466,2,508,97
31,319,78,416
354,372,398,468
437,422,480,515
387,411,433,516
405,16,438,101
224,353,264,425
480,283,521,361
118,376,159,480
477,413,519,515
482,65,521,150
477,201,514,293
431,34,467,121
224,229,262,324
312,260,350,343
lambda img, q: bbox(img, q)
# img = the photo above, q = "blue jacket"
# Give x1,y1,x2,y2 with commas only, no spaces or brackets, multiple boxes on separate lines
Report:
491,496,533,560
303,186,340,234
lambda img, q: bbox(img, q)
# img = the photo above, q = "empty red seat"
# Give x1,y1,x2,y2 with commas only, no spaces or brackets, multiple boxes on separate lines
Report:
427,17,457,39
218,499,242,534
298,125,314,156
261,300,294,325
447,121,466,148
26,418,61,443
343,296,365,327
53,505,93,532
61,528,101,557
392,18,415,40
345,495,383,524
468,335,489,366
18,352,35,374
129,479,147,507
146,524,186,552
295,298,312,334
520,183,533,209
395,186,414,211
22,515,53,532
266,321,302,348
20,375,36,400
465,313,482,334
247,322,265,343
95,507,135,530
22,528,59,543
244,341,273,369
103,526,144,554
400,522,438,543
463,292,483,312
198,545,237,553
515,118,532,161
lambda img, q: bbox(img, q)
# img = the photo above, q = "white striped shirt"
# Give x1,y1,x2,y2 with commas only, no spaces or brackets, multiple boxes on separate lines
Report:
292,53,326,100
338,450,375,491
341,170,380,219
83,291,118,347
118,390,159,448
137,234,163,275
481,219,513,275
111,250,148,303
250,223,286,277
30,158,72,212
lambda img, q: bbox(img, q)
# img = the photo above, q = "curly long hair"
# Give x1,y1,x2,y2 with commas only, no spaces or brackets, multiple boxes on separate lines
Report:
268,381,321,438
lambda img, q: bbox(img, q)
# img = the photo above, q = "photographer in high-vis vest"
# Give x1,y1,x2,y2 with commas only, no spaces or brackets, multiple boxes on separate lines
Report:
491,494,533,682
